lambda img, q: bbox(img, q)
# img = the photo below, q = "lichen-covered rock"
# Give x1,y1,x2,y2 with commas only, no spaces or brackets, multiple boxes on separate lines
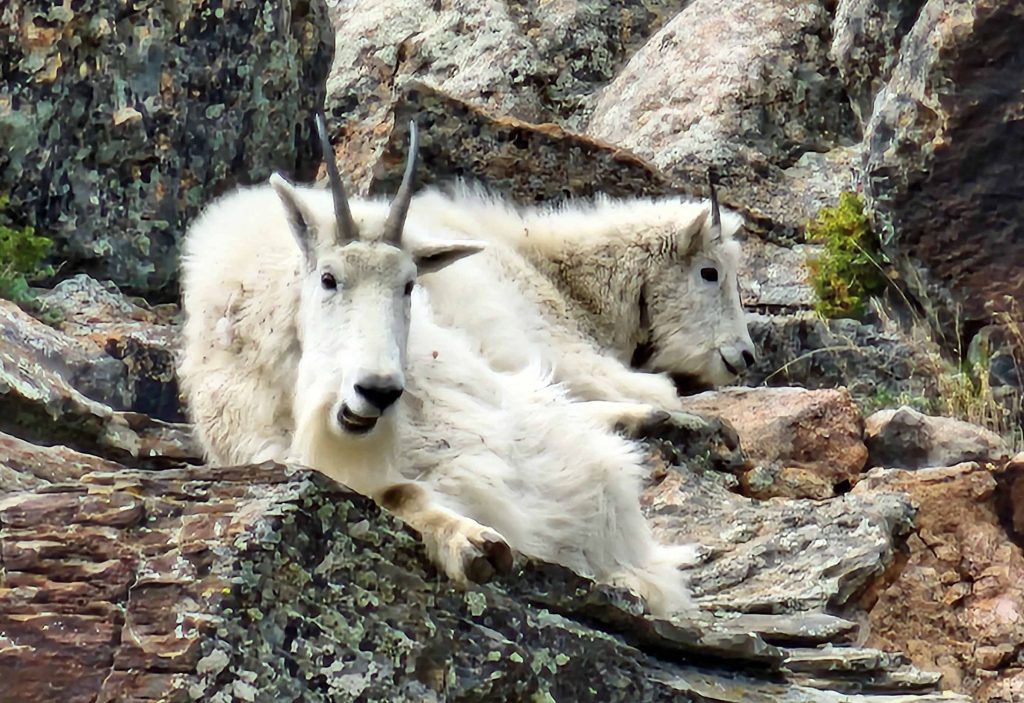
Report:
0,0,334,296
0,452,969,703
854,462,1024,698
679,387,868,499
864,406,1011,470
862,0,1024,325
586,0,858,236
831,0,928,125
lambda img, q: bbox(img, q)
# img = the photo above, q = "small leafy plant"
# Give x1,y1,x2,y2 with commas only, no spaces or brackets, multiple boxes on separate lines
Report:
806,192,887,319
0,195,53,302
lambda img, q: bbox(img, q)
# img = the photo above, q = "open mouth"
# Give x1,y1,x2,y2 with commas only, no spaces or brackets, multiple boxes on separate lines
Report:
338,405,378,435
720,352,740,377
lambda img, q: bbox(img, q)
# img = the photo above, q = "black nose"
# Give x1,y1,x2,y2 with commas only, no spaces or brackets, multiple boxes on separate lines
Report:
742,350,756,368
355,381,404,411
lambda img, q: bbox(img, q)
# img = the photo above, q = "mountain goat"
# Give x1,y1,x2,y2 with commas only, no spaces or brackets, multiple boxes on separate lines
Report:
178,116,697,616
409,182,756,428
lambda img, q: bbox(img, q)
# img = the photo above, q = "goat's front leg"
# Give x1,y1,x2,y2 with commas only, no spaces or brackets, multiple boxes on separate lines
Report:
375,482,514,585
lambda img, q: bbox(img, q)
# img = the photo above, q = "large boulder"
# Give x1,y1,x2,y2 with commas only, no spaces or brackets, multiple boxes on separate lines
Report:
325,0,689,191
0,0,334,296
861,0,1024,325
855,462,1024,699
864,406,1011,470
585,0,858,236
679,387,868,499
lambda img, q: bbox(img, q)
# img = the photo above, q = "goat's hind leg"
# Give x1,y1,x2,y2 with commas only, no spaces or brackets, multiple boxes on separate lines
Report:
375,482,514,585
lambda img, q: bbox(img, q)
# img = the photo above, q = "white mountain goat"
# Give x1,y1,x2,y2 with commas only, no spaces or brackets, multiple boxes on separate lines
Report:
409,182,756,430
178,116,698,616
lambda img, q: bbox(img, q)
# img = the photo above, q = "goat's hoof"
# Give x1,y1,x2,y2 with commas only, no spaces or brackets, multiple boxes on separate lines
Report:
463,529,514,583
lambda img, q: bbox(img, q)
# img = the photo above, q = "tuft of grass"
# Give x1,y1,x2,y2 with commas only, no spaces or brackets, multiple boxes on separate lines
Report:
806,192,888,320
0,194,53,303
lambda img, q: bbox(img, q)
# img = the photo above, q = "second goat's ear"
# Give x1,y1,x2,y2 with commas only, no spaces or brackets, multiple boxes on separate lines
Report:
270,173,317,269
413,239,486,275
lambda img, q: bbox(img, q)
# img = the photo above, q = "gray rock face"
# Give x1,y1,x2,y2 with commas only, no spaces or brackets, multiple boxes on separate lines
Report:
831,0,928,125
324,0,690,191
0,0,334,296
586,0,858,236
864,406,1011,470
862,0,1024,325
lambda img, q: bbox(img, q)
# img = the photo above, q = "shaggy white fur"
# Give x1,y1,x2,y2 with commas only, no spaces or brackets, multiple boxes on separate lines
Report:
409,183,755,424
179,179,698,617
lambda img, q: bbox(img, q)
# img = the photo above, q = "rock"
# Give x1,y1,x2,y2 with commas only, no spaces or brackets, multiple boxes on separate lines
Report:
743,312,942,406
0,295,197,461
0,451,970,702
366,81,675,204
0,430,122,491
36,274,182,421
862,0,1024,325
586,0,858,236
679,387,868,499
325,0,690,191
643,460,916,613
864,406,1011,470
993,452,1024,542
739,239,818,312
831,0,928,125
0,0,334,296
853,462,1024,697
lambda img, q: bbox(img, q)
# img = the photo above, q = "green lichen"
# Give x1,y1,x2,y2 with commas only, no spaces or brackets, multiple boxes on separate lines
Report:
806,192,888,320
0,195,53,303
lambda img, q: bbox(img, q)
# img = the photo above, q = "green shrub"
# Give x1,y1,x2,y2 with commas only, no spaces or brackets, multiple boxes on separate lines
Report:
806,192,887,319
0,195,53,302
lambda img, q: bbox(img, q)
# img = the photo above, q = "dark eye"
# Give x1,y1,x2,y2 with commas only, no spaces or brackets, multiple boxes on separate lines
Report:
700,267,719,282
403,280,415,296
321,272,337,290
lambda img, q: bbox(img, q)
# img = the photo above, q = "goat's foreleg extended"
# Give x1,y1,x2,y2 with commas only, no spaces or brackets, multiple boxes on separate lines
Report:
375,482,514,585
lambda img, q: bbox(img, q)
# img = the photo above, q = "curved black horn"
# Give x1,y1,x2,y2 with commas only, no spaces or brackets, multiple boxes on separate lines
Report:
316,112,357,245
707,169,722,242
382,120,419,246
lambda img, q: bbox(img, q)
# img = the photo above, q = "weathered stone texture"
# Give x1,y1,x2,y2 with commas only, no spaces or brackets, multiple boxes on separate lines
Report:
865,406,1011,470
324,0,691,192
586,0,858,235
854,462,1024,699
862,0,1024,324
680,387,868,499
0,0,334,296
831,0,928,125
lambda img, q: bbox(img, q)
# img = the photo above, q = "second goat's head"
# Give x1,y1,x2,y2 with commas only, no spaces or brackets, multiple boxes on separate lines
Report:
271,114,483,439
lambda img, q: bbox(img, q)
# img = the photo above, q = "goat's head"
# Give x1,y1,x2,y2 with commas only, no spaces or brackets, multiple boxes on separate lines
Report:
633,176,755,392
270,115,483,439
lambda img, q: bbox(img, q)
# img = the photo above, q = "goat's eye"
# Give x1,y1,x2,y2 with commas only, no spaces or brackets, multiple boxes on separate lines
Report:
403,280,415,296
700,267,719,283
321,272,337,290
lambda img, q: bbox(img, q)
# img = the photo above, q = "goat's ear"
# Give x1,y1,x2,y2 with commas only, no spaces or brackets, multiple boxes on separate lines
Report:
680,208,709,258
413,240,486,275
270,173,317,269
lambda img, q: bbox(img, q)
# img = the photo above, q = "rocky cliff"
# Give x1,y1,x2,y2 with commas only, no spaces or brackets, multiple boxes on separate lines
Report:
1,0,1023,701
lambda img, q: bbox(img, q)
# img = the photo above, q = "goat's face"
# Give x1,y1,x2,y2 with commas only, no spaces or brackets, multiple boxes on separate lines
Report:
272,117,483,439
636,191,755,392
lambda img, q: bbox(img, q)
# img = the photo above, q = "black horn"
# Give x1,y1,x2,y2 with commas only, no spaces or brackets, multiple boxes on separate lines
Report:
382,120,419,246
707,170,722,243
316,112,358,245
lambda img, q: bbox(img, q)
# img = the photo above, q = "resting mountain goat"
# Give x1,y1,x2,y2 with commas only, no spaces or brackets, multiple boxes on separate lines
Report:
409,183,756,429
178,116,698,616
